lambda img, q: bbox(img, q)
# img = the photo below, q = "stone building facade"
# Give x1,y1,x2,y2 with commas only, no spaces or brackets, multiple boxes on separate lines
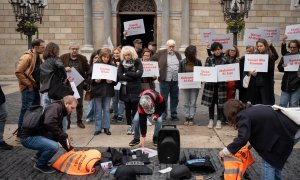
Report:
0,0,299,75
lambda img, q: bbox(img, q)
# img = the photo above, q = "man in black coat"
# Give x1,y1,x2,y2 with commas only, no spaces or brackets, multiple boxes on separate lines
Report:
20,95,77,174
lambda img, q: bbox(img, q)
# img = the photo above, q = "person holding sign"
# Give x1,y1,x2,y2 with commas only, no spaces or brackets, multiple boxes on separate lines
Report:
88,48,117,136
140,48,157,90
202,42,229,129
277,40,300,107
246,39,278,105
179,45,202,126
201,42,229,129
60,41,89,129
118,46,143,135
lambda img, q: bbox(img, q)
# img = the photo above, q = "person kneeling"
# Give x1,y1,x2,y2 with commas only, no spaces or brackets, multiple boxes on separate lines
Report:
20,95,77,174
129,89,166,147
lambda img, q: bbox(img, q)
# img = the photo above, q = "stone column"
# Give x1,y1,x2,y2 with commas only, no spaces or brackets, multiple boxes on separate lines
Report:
81,0,94,55
160,0,169,49
102,0,112,48
179,0,189,53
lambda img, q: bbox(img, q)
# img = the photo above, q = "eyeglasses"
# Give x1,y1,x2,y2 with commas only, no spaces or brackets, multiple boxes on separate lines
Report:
290,47,298,49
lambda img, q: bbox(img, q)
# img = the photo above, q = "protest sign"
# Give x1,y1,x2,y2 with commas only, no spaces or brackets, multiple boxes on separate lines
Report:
193,66,218,82
92,64,118,81
243,29,267,46
124,19,145,36
70,81,80,99
285,24,300,40
244,54,269,72
283,54,300,71
66,67,84,87
259,27,280,42
178,72,202,89
142,61,159,77
209,34,233,50
200,29,216,43
217,63,240,82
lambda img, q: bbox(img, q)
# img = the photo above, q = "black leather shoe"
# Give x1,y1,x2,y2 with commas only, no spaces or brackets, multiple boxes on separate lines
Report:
77,122,85,129
104,128,111,135
94,131,101,135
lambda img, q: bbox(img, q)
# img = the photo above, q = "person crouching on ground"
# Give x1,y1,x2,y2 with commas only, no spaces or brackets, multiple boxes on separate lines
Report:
219,99,300,180
20,95,77,174
129,89,166,147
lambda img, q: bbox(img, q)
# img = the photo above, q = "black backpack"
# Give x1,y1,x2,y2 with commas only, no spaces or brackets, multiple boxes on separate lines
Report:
22,105,45,130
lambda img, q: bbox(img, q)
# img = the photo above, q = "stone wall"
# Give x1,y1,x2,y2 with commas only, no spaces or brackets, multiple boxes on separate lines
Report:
0,0,299,74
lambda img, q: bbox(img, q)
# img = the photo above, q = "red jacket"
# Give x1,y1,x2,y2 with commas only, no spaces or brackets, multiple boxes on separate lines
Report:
138,89,165,137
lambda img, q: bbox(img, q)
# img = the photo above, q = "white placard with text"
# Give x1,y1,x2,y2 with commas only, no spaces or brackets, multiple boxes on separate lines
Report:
259,27,280,42
217,63,240,82
124,19,145,36
200,29,216,43
178,72,202,89
209,34,233,50
193,66,218,82
92,64,117,81
244,54,269,72
283,54,300,71
243,29,267,46
141,61,160,77
66,67,84,87
285,24,300,40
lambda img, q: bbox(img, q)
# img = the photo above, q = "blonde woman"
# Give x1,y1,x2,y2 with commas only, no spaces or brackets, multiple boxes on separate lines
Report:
117,46,143,135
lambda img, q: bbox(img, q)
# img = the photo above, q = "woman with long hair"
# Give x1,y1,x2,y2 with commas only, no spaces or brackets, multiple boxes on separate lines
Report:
179,45,202,126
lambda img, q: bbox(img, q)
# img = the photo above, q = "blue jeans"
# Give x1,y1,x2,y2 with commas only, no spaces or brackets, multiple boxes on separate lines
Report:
182,88,200,119
0,103,8,142
94,97,111,131
112,90,125,117
40,92,52,107
85,99,95,120
132,112,162,139
261,159,282,180
279,87,300,107
159,81,179,119
21,136,59,167
18,88,40,136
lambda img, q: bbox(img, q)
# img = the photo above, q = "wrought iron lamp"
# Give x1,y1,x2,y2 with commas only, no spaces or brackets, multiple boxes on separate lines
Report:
220,0,252,46
9,0,46,49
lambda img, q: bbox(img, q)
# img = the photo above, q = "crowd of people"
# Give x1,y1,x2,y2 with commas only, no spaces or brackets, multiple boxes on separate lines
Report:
0,33,299,176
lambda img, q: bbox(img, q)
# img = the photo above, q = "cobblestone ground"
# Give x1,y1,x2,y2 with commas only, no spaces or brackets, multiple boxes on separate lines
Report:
0,146,299,179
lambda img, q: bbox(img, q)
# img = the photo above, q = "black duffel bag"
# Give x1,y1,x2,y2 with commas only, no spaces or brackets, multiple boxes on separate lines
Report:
48,74,74,100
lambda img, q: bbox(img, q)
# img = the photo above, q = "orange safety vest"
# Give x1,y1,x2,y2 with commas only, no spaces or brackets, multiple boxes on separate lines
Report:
52,149,101,175
224,146,254,180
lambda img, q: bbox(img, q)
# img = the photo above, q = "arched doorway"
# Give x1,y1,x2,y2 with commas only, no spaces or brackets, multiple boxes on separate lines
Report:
117,0,156,47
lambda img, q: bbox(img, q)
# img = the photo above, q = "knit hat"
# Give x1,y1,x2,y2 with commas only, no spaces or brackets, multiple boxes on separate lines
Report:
139,95,154,114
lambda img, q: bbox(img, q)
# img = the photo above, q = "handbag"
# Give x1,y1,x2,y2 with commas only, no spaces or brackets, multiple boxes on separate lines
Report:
48,74,74,100
272,105,300,125
84,91,93,101
242,75,251,88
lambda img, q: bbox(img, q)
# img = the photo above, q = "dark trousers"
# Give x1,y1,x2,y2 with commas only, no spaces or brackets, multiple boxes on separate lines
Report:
17,88,40,136
124,101,138,126
67,84,83,124
208,88,223,121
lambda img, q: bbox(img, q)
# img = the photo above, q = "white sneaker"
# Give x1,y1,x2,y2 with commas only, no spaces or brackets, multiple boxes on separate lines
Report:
85,118,90,122
126,126,133,135
207,119,214,129
147,117,152,126
215,120,222,129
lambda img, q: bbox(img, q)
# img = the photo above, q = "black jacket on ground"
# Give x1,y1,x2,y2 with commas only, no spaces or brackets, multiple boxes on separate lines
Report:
20,100,69,150
227,105,299,170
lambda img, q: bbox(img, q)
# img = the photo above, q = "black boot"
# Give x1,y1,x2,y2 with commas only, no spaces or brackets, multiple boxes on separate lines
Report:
104,128,111,135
